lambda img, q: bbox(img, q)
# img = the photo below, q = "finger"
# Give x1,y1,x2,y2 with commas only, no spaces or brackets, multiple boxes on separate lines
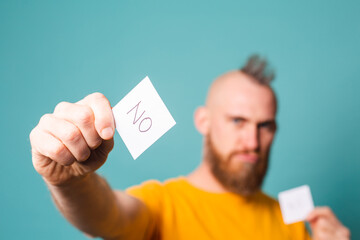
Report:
83,138,114,170
38,114,91,162
314,217,336,232
314,231,332,240
53,101,102,149
30,126,76,166
307,213,318,223
77,92,115,140
307,207,337,223
336,226,351,239
310,219,338,240
308,208,350,240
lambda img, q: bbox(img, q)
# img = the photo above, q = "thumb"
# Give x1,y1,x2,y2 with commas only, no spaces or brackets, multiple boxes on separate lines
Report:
306,210,318,223
82,138,115,171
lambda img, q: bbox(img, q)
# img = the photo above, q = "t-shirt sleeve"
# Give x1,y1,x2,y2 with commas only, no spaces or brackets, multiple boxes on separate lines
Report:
126,180,164,239
126,180,164,217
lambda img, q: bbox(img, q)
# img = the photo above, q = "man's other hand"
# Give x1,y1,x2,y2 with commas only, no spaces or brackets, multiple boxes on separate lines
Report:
30,92,115,186
307,206,350,240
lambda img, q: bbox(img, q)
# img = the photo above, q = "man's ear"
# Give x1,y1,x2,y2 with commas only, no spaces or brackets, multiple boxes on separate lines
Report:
194,106,209,136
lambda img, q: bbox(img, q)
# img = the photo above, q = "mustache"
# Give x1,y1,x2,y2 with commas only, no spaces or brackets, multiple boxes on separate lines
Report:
229,150,260,156
228,151,260,162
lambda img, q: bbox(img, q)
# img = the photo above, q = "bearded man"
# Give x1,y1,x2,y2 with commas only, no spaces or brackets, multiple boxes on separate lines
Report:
30,55,350,239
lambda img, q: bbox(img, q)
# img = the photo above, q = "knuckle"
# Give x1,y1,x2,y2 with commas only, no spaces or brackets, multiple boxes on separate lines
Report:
29,128,36,142
48,143,74,166
317,218,327,227
89,138,102,149
62,126,81,143
89,92,106,101
48,142,66,158
79,148,91,161
317,232,327,240
39,113,52,125
29,128,41,148
343,227,350,237
324,206,332,214
54,101,70,113
62,157,75,166
76,106,94,126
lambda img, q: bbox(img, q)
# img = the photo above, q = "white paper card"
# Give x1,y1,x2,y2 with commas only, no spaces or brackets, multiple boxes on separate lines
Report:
278,185,315,224
112,76,176,160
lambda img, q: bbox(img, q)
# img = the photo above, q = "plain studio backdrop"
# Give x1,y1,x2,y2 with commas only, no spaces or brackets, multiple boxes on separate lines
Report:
1,0,359,239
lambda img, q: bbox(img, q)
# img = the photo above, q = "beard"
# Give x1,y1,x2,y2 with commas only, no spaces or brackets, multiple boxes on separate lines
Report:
205,136,269,197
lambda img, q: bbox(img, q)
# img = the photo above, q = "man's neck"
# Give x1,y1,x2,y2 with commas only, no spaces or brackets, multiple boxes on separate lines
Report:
186,161,229,193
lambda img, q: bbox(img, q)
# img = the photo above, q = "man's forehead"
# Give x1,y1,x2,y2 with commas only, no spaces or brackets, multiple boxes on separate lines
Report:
206,71,277,119
224,98,276,121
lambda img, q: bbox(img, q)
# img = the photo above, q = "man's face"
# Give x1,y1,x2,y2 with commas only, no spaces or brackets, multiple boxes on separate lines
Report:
204,73,277,196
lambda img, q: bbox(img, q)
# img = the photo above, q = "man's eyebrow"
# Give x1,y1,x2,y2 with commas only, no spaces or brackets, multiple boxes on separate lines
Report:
258,119,276,126
226,114,248,121
260,119,276,123
226,115,276,123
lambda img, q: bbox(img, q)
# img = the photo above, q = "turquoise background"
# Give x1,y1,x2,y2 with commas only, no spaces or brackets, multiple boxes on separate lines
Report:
1,0,359,239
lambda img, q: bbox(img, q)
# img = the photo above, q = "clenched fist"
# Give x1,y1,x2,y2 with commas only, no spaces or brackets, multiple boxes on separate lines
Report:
30,93,115,186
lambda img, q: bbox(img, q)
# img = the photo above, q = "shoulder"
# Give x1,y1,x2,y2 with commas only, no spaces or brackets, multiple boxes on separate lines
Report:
124,177,184,218
126,179,163,198
125,177,185,199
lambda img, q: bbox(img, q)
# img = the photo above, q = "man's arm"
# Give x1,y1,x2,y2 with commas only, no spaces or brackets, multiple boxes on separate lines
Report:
46,173,150,239
30,93,150,239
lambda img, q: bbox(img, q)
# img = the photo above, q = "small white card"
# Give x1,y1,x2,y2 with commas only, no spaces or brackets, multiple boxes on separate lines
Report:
278,185,315,224
112,76,176,160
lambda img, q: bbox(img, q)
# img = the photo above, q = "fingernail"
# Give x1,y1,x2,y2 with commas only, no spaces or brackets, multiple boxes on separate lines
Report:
101,127,113,139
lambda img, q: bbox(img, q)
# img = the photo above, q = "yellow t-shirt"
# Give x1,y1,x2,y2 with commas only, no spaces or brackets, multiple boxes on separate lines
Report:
126,177,311,240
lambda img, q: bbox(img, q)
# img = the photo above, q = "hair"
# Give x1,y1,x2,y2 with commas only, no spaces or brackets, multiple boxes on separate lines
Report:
240,54,275,85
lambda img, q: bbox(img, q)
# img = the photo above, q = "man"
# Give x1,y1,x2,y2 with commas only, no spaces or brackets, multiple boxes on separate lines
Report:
30,55,350,239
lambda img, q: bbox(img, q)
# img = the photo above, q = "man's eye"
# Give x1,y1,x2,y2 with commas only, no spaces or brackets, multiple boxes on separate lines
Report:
232,118,244,124
259,122,274,130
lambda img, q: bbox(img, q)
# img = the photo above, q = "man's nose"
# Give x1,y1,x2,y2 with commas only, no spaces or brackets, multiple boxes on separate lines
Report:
242,125,260,151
